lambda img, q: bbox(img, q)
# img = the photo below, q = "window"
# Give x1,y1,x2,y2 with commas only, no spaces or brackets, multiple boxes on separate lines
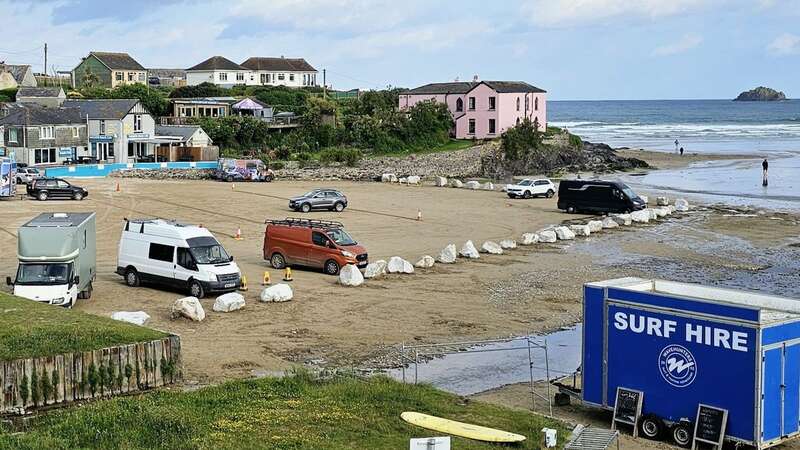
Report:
128,72,134,81
455,98,463,112
116,72,123,81
488,119,496,134
56,180,69,188
8,128,17,143
236,72,244,81
535,97,539,111
133,114,142,132
468,119,476,135
266,74,271,83
177,248,196,270
289,74,295,82
108,142,114,158
278,73,285,81
525,97,529,111
488,97,496,110
99,120,106,135
138,73,145,81
40,126,54,140
516,97,520,111
516,117,520,126
148,243,174,263
72,127,79,138
219,72,228,81
468,97,475,110
34,148,56,164
312,231,330,247
260,73,267,84
303,74,307,85
128,142,134,157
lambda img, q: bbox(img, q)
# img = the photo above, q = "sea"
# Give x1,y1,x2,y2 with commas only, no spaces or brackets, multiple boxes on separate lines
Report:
549,99,800,210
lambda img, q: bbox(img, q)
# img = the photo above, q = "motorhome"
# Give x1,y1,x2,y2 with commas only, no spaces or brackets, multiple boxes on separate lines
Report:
6,212,96,307
116,218,241,298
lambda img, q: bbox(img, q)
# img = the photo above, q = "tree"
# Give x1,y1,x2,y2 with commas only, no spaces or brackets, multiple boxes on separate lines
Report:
111,84,169,117
169,82,225,99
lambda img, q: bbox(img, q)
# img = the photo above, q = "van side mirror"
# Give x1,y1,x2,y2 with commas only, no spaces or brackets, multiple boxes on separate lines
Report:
229,255,234,261
73,275,80,286
5,276,11,286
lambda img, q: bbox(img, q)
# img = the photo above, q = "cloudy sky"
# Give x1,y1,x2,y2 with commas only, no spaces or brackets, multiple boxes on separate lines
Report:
1,0,798,99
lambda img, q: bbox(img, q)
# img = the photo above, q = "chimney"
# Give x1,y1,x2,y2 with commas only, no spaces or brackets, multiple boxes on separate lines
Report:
473,74,479,82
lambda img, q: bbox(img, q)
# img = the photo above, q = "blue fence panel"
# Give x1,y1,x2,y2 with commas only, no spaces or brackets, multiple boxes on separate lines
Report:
45,161,217,178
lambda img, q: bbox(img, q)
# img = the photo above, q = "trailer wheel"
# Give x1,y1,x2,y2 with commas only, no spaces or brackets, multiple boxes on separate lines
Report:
671,422,693,448
639,414,665,440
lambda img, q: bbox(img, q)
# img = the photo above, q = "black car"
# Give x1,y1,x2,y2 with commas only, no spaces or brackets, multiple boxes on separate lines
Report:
557,179,645,214
288,189,348,213
27,178,89,201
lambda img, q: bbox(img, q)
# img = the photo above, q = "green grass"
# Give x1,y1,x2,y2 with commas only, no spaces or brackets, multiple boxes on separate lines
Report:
0,293,167,361
0,372,566,449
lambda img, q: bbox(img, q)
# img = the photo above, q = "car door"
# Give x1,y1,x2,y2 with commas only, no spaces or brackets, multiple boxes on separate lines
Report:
175,247,198,287
310,192,327,209
308,231,334,268
533,180,547,195
56,180,72,198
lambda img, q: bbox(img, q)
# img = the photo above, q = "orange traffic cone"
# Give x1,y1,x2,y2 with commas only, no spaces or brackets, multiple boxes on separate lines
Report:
234,227,243,240
262,271,271,285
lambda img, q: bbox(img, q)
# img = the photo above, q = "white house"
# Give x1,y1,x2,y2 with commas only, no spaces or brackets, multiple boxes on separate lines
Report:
185,55,318,88
185,56,250,89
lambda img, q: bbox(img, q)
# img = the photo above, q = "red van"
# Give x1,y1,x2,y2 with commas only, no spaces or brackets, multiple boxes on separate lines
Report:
264,218,368,275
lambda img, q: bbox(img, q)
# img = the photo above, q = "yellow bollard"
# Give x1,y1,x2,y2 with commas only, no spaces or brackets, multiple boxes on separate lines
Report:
262,271,271,285
283,267,293,282
239,274,248,291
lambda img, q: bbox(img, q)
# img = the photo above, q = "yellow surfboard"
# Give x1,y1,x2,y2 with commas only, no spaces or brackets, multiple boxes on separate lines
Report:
401,411,527,443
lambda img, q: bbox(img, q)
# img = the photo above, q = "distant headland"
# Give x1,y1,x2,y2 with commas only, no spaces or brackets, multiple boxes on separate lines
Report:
734,86,787,101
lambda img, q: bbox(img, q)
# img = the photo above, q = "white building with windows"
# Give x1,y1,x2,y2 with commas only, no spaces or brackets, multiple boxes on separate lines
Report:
185,56,250,89
185,55,318,88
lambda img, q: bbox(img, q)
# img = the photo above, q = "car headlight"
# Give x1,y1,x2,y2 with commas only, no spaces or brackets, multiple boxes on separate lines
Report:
52,297,66,305
341,250,355,258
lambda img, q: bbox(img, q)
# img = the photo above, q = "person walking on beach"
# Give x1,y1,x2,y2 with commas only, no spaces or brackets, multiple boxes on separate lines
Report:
675,139,679,153
762,159,769,187
680,147,684,156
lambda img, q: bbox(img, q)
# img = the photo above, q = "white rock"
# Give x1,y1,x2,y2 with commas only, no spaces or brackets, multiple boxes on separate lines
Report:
415,255,435,268
111,311,150,326
667,205,676,214
656,196,669,206
631,210,650,223
172,297,205,321
459,240,480,258
538,230,558,243
612,214,632,226
387,256,414,274
481,241,504,254
213,293,245,312
520,233,539,245
465,180,481,190
364,260,387,278
450,179,463,188
406,175,421,185
555,226,576,240
260,284,294,302
587,220,604,233
640,195,649,204
499,239,517,249
338,264,365,286
398,177,407,184
381,173,397,183
675,198,690,212
434,176,448,187
482,182,494,191
648,208,658,220
602,217,619,229
654,207,668,218
570,224,592,237
439,244,457,263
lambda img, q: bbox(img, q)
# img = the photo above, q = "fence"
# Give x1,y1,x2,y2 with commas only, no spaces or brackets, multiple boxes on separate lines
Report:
45,161,217,178
1,335,181,414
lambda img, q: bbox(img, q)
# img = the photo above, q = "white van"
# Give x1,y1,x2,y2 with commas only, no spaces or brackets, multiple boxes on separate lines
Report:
116,219,241,298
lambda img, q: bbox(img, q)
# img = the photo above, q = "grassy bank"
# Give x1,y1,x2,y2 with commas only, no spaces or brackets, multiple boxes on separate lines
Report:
0,372,567,449
368,138,477,157
0,293,167,361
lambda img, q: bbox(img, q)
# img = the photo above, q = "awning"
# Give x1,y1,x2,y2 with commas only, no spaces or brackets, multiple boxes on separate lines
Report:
232,98,264,110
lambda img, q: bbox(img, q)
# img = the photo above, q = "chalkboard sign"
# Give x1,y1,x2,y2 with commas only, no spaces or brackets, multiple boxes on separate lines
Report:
612,387,644,437
692,404,728,449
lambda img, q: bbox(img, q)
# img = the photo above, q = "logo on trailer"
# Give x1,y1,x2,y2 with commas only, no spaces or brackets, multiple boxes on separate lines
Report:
658,344,697,388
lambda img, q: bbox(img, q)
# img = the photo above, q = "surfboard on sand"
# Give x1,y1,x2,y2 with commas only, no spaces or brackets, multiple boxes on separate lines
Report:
400,411,527,443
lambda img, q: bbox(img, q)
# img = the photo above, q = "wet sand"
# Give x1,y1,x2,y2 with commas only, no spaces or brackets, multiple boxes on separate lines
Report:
616,148,756,170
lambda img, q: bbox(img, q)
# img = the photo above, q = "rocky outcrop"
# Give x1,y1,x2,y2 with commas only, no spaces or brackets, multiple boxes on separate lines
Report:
734,86,786,101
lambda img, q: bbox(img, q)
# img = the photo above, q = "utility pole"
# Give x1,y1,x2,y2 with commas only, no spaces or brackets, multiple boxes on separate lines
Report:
323,69,327,99
44,43,48,79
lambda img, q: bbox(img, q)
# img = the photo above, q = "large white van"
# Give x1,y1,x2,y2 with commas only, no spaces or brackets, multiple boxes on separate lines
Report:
116,219,241,298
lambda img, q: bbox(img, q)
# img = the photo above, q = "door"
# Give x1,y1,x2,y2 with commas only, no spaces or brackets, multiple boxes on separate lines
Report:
310,192,328,209
784,344,800,437
147,242,176,284
175,247,198,286
308,231,334,268
55,179,72,198
97,142,109,161
762,344,800,442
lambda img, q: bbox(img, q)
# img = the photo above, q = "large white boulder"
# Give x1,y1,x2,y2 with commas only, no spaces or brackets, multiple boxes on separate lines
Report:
450,179,463,188
381,173,397,183
482,182,494,191
459,240,480,258
415,255,435,268
521,233,539,245
465,180,481,190
640,195,649,204
387,256,414,274
338,264,365,286
612,214,632,226
434,176,448,187
631,210,650,223
406,175,421,185
364,260,387,278
213,293,245,312
570,224,592,237
439,244,457,263
675,198,690,212
499,239,517,249
538,230,557,243
555,226,576,240
398,177,407,184
647,208,658,221
654,207,669,218
481,241,504,254
172,297,205,322
601,217,620,229
656,196,669,206
587,220,604,233
260,284,294,302
111,311,150,326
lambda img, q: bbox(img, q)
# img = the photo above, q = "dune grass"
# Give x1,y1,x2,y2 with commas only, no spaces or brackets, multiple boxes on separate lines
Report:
0,372,567,449
0,293,166,361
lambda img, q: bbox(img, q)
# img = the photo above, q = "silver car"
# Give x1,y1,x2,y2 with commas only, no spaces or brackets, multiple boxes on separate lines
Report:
16,167,42,185
288,189,348,213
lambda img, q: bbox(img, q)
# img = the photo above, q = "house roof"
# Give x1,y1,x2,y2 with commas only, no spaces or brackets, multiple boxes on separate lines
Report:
89,52,146,71
480,81,546,94
148,68,186,78
155,125,202,142
0,64,32,84
240,57,316,72
405,82,479,95
0,104,82,126
17,87,65,98
62,99,141,119
187,56,246,71
232,97,269,110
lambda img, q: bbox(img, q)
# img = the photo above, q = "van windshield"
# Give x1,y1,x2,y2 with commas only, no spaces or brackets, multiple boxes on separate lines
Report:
621,185,638,199
16,263,72,285
187,237,231,264
327,229,356,246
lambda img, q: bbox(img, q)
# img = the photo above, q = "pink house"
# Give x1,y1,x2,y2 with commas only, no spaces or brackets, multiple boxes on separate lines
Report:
398,80,546,139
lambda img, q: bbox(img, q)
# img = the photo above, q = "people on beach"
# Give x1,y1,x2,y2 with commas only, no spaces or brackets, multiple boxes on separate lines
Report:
674,139,679,153
762,159,769,187
680,147,684,156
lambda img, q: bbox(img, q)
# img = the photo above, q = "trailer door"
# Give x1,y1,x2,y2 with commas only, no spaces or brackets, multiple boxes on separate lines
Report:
762,344,800,442
783,344,800,437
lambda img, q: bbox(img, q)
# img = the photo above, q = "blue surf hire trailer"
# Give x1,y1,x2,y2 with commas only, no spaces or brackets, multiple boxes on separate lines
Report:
0,158,16,197
581,277,800,448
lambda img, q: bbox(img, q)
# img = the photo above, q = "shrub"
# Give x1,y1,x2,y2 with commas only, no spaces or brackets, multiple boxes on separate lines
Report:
271,161,285,170
319,148,362,167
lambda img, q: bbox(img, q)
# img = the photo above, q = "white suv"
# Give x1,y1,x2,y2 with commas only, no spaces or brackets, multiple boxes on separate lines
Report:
16,167,41,185
506,178,556,199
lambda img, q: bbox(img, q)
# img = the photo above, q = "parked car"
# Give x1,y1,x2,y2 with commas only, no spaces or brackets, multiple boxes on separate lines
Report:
15,167,41,185
116,218,241,298
27,178,88,201
264,218,368,275
289,189,348,213
215,158,274,182
557,179,646,214
505,178,556,199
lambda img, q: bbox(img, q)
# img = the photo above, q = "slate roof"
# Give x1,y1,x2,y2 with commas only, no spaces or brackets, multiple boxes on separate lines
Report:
187,56,246,71
155,125,201,142
0,64,32,84
240,57,317,72
406,80,547,95
62,99,140,119
89,52,146,71
148,68,186,78
480,81,546,94
17,87,65,98
0,104,83,126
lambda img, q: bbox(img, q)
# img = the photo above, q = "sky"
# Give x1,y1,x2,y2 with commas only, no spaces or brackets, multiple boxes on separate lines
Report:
0,0,798,100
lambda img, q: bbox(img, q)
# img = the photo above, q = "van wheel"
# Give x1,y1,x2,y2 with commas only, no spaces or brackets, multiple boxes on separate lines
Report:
639,414,665,440
566,205,576,214
324,259,340,275
301,203,311,213
226,175,234,182
271,253,286,269
189,280,205,299
38,191,48,201
546,189,555,198
333,202,345,212
79,282,93,300
672,422,693,448
523,191,532,199
125,269,140,287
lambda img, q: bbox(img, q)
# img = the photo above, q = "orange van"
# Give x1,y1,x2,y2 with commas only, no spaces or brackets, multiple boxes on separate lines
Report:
264,218,368,275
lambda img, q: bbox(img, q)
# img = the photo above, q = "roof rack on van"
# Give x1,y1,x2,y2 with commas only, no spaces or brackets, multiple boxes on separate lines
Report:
265,217,343,230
